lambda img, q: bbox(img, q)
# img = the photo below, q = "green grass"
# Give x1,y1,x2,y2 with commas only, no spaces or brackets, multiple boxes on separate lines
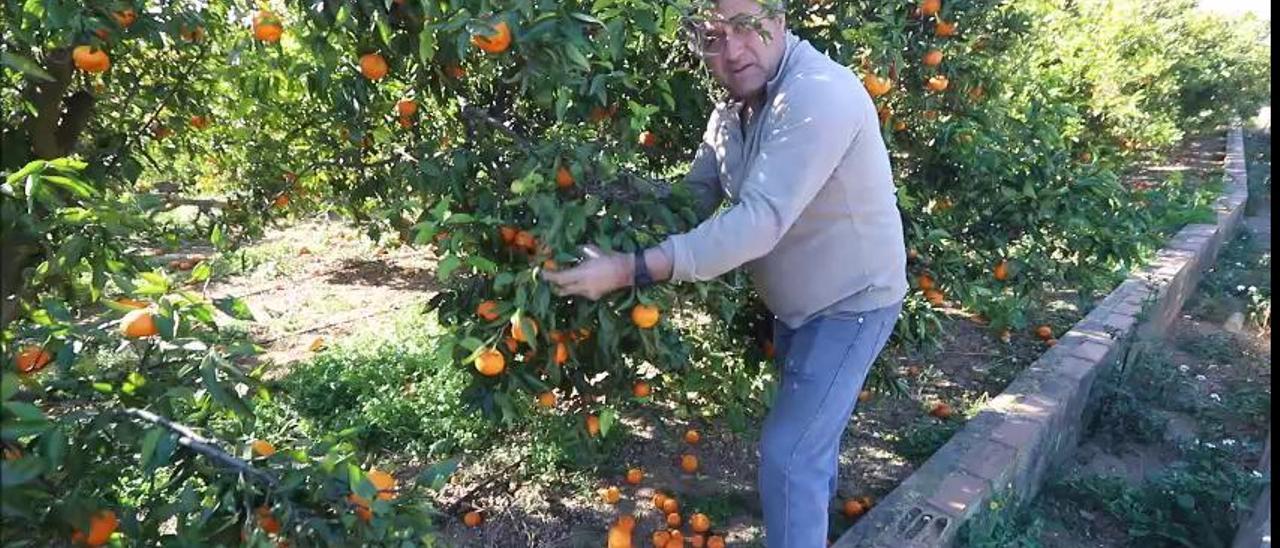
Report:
271,307,495,457
891,418,963,465
1045,440,1266,548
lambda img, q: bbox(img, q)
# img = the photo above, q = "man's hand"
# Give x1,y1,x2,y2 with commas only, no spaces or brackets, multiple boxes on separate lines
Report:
541,245,632,301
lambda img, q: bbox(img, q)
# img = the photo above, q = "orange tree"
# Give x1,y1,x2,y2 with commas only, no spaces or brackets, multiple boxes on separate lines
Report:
2,2,453,545
1,0,1269,542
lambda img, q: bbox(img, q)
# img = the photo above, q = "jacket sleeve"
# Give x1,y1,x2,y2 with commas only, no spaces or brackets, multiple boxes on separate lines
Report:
661,75,864,283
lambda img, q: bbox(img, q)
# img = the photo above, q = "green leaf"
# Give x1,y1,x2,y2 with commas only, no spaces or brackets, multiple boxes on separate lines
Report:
39,428,66,470
419,29,437,63
599,408,616,437
200,354,254,419
0,374,18,402
436,255,462,281
459,337,484,352
0,457,45,487
564,43,591,71
210,224,224,247
189,261,212,283
5,160,45,187
417,458,459,490
214,297,255,321
39,175,96,198
1,51,54,83
139,428,162,470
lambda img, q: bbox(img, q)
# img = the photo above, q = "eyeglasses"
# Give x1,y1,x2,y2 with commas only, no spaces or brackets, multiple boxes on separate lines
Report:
680,10,779,58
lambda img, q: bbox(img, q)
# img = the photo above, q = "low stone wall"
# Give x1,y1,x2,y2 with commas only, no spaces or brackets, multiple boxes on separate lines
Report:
833,126,1250,547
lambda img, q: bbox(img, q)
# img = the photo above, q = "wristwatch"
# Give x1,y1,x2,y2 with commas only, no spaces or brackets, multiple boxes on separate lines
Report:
633,250,654,288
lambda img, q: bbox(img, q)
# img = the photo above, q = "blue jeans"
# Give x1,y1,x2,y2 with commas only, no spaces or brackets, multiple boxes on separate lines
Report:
759,301,903,548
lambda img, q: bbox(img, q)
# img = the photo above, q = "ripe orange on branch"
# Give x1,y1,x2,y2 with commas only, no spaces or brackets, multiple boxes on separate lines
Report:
15,345,52,374
72,46,110,73
862,74,892,97
927,75,950,92
631,304,660,329
472,20,512,54
120,309,158,338
252,11,283,43
360,53,388,80
923,49,944,67
474,349,505,376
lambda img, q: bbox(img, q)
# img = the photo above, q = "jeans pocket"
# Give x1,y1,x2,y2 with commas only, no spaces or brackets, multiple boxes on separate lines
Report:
782,318,864,382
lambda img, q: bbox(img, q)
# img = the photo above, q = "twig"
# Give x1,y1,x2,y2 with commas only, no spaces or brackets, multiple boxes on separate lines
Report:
120,407,277,487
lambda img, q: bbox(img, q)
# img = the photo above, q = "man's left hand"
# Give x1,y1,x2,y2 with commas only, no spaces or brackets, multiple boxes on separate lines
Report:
541,245,632,300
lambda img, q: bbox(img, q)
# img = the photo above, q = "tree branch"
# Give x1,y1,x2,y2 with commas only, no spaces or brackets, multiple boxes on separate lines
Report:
120,407,277,487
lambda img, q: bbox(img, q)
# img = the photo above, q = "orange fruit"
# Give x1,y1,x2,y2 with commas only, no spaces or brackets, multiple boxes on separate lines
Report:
120,309,158,338
665,531,684,548
474,349,505,376
857,495,875,508
690,534,705,548
894,119,907,131
76,509,118,547
993,260,1009,281
542,259,558,271
535,391,557,408
842,499,866,518
586,414,601,437
445,63,466,80
916,273,935,290
653,492,669,510
190,115,210,129
3,447,20,461
652,531,671,547
397,116,413,129
589,104,617,123
550,330,569,344
556,166,574,189
360,53,389,80
463,511,482,527
112,9,137,28
499,226,518,245
689,513,711,533
514,230,536,250
968,85,986,101
707,536,726,548
683,429,700,445
924,289,945,306
631,304,660,329
608,523,634,548
553,342,569,365
256,506,281,534
858,390,873,402
1035,325,1053,340
251,439,276,457
763,339,775,359
920,0,941,16
272,194,290,208
1079,151,1093,163
626,468,644,485
930,402,953,419
180,25,205,42
396,99,417,117
923,49,944,67
666,513,681,528
927,75,949,92
638,131,658,147
503,337,519,353
633,381,652,398
935,19,958,37
476,300,500,321
472,20,512,54
511,317,539,342
14,345,52,374
602,486,621,504
252,11,283,43
661,497,679,514
680,454,698,474
72,46,110,73
617,515,637,530
862,74,891,98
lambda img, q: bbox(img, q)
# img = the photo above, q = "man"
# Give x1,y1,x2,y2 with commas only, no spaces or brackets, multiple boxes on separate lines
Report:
542,0,907,545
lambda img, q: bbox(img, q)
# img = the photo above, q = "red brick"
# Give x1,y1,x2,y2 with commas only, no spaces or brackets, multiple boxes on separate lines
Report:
926,472,990,517
990,419,1040,448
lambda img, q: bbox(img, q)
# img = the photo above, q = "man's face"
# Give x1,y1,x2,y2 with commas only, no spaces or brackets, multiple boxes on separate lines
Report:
691,0,787,102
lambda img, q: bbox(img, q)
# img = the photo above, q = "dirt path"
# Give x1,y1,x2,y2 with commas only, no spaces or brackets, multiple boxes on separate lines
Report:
200,218,441,370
